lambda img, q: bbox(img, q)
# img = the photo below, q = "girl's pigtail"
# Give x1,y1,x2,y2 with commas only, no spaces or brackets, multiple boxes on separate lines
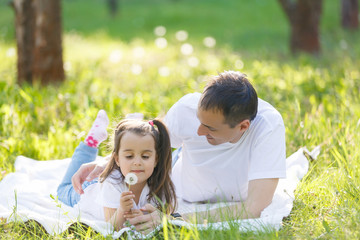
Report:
149,119,177,213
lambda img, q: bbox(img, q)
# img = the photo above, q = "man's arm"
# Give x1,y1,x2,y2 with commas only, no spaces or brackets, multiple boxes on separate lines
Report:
71,156,110,194
183,178,279,222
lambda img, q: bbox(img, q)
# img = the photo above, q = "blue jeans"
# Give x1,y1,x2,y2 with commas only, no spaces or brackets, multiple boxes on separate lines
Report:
172,147,182,167
57,142,98,207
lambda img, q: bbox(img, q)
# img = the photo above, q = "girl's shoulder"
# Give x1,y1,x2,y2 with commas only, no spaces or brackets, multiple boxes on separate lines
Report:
102,169,123,185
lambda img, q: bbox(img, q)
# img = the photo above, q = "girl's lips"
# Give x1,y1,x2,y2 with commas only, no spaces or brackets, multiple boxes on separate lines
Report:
131,170,144,173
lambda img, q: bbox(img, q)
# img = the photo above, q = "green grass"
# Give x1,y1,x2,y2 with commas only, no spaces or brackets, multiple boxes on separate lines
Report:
1,0,360,239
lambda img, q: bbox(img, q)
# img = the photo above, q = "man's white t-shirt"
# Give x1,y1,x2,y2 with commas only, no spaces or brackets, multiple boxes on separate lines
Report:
74,170,155,220
165,93,286,203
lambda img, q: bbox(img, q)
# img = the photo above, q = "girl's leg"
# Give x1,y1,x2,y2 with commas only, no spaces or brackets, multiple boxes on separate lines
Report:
57,142,98,207
172,147,182,167
57,110,109,207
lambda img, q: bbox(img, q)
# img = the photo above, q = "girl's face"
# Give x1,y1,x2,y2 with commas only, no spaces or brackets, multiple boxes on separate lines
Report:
115,131,157,186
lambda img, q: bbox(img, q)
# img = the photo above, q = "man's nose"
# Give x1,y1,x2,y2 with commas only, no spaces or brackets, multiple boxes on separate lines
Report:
197,124,207,136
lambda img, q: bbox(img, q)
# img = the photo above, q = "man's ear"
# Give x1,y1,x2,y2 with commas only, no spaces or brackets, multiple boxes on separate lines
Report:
237,119,250,132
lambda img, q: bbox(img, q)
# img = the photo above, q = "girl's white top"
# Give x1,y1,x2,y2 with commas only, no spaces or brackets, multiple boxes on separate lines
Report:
74,170,155,221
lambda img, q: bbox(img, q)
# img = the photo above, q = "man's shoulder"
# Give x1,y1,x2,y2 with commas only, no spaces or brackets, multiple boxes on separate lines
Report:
249,99,284,137
165,92,200,122
175,92,201,109
256,98,284,125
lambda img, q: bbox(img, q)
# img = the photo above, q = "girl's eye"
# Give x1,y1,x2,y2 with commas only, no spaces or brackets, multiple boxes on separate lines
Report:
142,155,150,159
126,155,133,159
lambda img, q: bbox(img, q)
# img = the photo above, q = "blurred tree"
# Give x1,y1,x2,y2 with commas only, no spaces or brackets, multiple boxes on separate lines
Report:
12,0,64,85
341,0,359,29
278,0,323,55
107,0,119,18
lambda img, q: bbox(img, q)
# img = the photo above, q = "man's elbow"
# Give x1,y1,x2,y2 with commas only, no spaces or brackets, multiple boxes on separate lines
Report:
247,199,272,218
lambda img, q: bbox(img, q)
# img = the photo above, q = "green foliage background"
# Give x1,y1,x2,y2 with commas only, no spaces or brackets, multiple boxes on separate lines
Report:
0,0,360,239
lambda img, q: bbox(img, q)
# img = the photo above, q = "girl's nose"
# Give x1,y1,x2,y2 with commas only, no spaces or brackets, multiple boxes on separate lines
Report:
133,157,142,166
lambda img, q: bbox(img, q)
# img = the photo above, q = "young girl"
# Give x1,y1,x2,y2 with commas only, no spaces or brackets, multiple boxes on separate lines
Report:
57,110,177,230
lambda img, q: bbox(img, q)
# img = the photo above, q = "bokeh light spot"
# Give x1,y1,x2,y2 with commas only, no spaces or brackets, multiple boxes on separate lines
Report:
64,61,72,71
175,30,188,41
131,64,142,75
109,49,122,63
155,38,168,49
181,43,193,55
203,37,216,48
158,66,170,77
133,47,145,58
154,26,166,36
340,40,348,50
188,56,199,67
6,48,15,58
235,60,244,69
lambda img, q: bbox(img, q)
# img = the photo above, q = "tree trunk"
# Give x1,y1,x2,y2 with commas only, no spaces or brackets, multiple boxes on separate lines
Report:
107,0,119,18
278,0,323,55
13,0,64,85
13,0,36,84
341,0,359,29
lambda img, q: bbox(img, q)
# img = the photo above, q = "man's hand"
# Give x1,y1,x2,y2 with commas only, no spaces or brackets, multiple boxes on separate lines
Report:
71,158,108,194
126,204,163,235
124,209,143,219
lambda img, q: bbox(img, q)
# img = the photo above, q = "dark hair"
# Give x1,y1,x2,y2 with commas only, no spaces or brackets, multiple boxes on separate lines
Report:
199,71,258,127
99,119,177,214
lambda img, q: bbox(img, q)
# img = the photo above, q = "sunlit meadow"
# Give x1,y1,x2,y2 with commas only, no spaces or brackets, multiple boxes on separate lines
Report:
1,0,360,239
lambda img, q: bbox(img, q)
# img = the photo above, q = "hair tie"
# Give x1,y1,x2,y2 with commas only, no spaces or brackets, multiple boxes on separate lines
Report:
149,120,154,127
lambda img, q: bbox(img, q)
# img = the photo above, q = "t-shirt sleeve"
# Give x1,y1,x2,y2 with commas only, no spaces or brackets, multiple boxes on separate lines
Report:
164,93,201,148
248,123,287,180
164,100,183,148
95,178,122,209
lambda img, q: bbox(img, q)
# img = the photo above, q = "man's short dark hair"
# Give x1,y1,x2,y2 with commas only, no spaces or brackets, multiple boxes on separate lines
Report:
199,71,258,128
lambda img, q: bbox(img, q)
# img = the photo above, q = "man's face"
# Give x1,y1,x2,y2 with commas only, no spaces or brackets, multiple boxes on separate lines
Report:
196,108,246,145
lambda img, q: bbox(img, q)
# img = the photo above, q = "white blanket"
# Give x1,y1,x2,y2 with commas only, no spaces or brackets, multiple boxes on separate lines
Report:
0,147,319,238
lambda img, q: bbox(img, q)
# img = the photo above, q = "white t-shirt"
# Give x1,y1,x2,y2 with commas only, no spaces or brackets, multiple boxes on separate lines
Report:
75,170,155,220
165,93,286,203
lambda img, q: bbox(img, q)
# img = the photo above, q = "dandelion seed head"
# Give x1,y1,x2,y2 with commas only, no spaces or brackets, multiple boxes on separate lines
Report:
125,173,138,185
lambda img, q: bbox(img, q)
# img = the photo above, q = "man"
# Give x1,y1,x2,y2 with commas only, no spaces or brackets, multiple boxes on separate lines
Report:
72,71,286,232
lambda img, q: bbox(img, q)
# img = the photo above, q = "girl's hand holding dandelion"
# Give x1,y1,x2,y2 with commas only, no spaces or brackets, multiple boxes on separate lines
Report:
120,173,138,213
119,191,136,213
